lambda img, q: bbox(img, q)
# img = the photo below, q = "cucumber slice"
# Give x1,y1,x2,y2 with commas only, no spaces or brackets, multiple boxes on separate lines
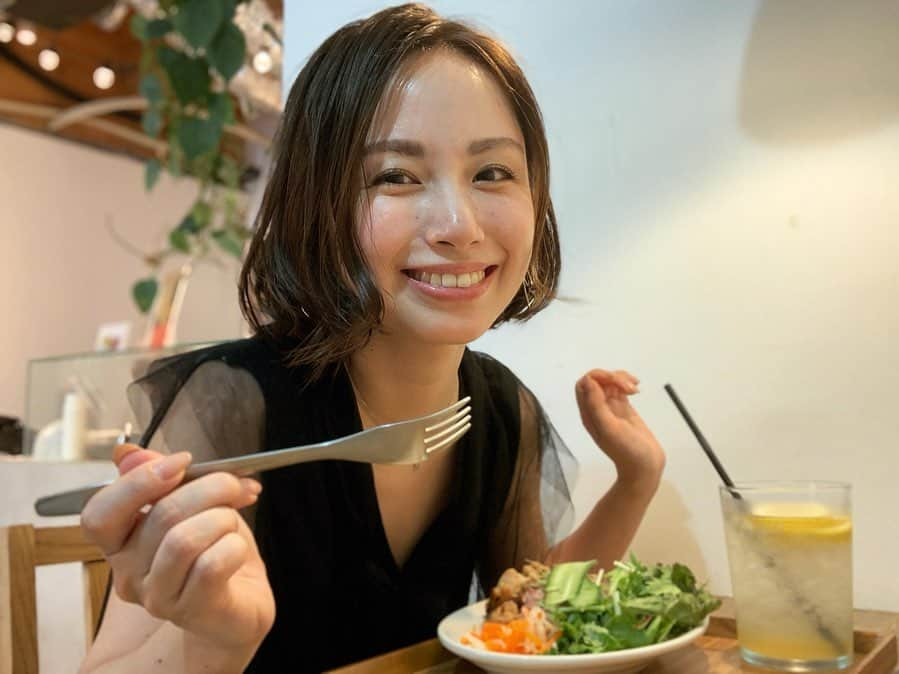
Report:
570,577,602,608
542,560,595,607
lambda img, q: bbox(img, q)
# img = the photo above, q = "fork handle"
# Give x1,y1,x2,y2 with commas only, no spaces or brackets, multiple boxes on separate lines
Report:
34,439,362,517
185,439,363,478
35,484,110,517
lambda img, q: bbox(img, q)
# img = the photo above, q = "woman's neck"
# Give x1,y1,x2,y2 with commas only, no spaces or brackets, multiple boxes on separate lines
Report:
346,335,465,427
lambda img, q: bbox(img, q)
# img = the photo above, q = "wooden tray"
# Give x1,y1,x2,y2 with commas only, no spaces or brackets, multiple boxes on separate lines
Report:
330,616,898,674
646,616,897,674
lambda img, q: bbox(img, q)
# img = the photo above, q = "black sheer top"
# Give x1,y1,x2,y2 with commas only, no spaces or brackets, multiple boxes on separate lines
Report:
126,337,576,672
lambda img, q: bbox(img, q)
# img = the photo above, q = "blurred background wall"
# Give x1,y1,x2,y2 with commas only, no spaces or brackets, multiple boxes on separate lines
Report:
284,0,899,610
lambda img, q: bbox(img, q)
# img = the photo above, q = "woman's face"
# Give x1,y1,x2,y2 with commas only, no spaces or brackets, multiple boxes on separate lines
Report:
358,50,535,346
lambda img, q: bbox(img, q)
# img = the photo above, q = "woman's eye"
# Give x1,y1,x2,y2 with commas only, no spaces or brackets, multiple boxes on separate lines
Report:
372,170,416,186
474,165,515,182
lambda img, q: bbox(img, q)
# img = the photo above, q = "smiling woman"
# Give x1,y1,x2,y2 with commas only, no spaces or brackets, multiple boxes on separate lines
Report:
75,4,665,674
356,50,536,346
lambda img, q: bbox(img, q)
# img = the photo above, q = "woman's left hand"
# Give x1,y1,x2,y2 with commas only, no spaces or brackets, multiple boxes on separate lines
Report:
575,369,666,488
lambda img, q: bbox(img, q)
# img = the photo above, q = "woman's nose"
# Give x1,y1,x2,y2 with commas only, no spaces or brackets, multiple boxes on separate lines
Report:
424,185,485,249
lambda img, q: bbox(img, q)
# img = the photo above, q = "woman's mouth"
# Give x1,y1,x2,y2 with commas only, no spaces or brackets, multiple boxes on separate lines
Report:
403,265,497,288
401,265,498,296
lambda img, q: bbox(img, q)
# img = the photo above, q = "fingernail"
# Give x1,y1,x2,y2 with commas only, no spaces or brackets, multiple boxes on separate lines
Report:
153,452,191,480
112,442,140,466
241,478,262,495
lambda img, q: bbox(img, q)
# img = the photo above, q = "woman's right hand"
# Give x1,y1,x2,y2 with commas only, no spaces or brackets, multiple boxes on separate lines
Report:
81,444,276,654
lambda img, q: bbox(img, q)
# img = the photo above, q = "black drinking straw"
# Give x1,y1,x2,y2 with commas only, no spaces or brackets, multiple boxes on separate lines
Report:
663,383,844,652
664,383,741,498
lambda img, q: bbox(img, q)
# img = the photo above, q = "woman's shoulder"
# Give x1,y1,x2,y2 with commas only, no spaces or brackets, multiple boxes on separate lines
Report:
462,349,545,425
463,349,536,396
462,349,525,419
463,348,516,381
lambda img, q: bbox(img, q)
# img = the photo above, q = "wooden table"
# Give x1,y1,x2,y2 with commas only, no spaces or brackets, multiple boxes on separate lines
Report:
329,599,899,674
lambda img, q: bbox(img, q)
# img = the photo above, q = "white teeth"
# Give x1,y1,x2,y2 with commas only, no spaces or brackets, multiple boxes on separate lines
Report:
411,269,487,288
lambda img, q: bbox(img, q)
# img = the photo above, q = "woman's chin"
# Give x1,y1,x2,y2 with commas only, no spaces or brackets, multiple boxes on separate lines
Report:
386,315,495,347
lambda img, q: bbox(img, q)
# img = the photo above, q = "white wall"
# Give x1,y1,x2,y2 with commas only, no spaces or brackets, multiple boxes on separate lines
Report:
285,0,899,610
0,124,247,421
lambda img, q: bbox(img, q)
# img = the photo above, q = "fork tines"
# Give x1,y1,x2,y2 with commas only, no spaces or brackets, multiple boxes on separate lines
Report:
424,396,472,454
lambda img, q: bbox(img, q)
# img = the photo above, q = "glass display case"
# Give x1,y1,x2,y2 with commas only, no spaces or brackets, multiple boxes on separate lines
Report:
23,342,217,460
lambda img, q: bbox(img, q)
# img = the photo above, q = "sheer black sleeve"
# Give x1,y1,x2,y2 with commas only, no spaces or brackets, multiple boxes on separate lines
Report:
126,345,267,462
469,353,579,593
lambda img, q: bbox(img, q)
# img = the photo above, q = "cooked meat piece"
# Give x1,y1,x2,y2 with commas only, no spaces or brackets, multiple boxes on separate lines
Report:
487,567,529,612
485,562,551,615
521,560,549,583
520,586,545,609
486,599,521,624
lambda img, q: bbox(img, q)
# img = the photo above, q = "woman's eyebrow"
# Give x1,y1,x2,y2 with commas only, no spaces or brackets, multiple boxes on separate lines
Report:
363,136,524,158
468,137,524,155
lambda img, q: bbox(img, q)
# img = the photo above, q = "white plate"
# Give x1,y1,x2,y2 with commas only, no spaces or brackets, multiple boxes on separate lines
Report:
437,600,709,674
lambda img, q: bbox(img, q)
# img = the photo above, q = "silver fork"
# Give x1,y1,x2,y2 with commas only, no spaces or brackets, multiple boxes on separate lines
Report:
34,397,472,517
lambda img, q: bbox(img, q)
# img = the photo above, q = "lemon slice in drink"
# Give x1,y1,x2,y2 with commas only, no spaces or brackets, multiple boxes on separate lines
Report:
749,502,852,540
752,502,832,518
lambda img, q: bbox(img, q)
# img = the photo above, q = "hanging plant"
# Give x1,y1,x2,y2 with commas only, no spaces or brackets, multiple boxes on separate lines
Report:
129,0,253,313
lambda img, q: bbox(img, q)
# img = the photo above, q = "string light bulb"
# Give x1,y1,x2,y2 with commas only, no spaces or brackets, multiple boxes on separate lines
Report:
38,47,60,71
93,65,115,90
15,26,36,46
0,21,14,43
252,49,272,74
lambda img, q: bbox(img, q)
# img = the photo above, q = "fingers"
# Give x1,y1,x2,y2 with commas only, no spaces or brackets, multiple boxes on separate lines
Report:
176,532,249,619
82,452,193,555
113,442,143,465
114,443,162,476
575,376,606,437
131,473,260,571
142,506,241,616
584,369,640,395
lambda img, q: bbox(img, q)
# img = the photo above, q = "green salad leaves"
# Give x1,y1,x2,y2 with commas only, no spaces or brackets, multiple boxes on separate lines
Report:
542,555,720,654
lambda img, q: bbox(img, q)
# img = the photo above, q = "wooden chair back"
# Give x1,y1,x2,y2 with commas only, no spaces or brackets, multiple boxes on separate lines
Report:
0,524,109,674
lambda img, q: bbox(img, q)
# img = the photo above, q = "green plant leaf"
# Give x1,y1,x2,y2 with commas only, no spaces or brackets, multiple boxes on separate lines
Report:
157,45,178,69
187,152,216,182
220,0,239,22
208,92,235,125
176,114,223,160
167,142,183,176
208,21,246,81
172,0,224,49
145,158,161,191
191,200,213,228
132,278,158,313
177,212,202,233
160,50,211,105
169,228,191,253
212,229,244,258
145,18,173,39
139,73,164,105
130,14,148,41
141,108,163,137
216,154,240,189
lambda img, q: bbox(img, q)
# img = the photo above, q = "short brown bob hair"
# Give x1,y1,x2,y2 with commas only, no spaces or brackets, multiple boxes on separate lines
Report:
239,3,560,378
